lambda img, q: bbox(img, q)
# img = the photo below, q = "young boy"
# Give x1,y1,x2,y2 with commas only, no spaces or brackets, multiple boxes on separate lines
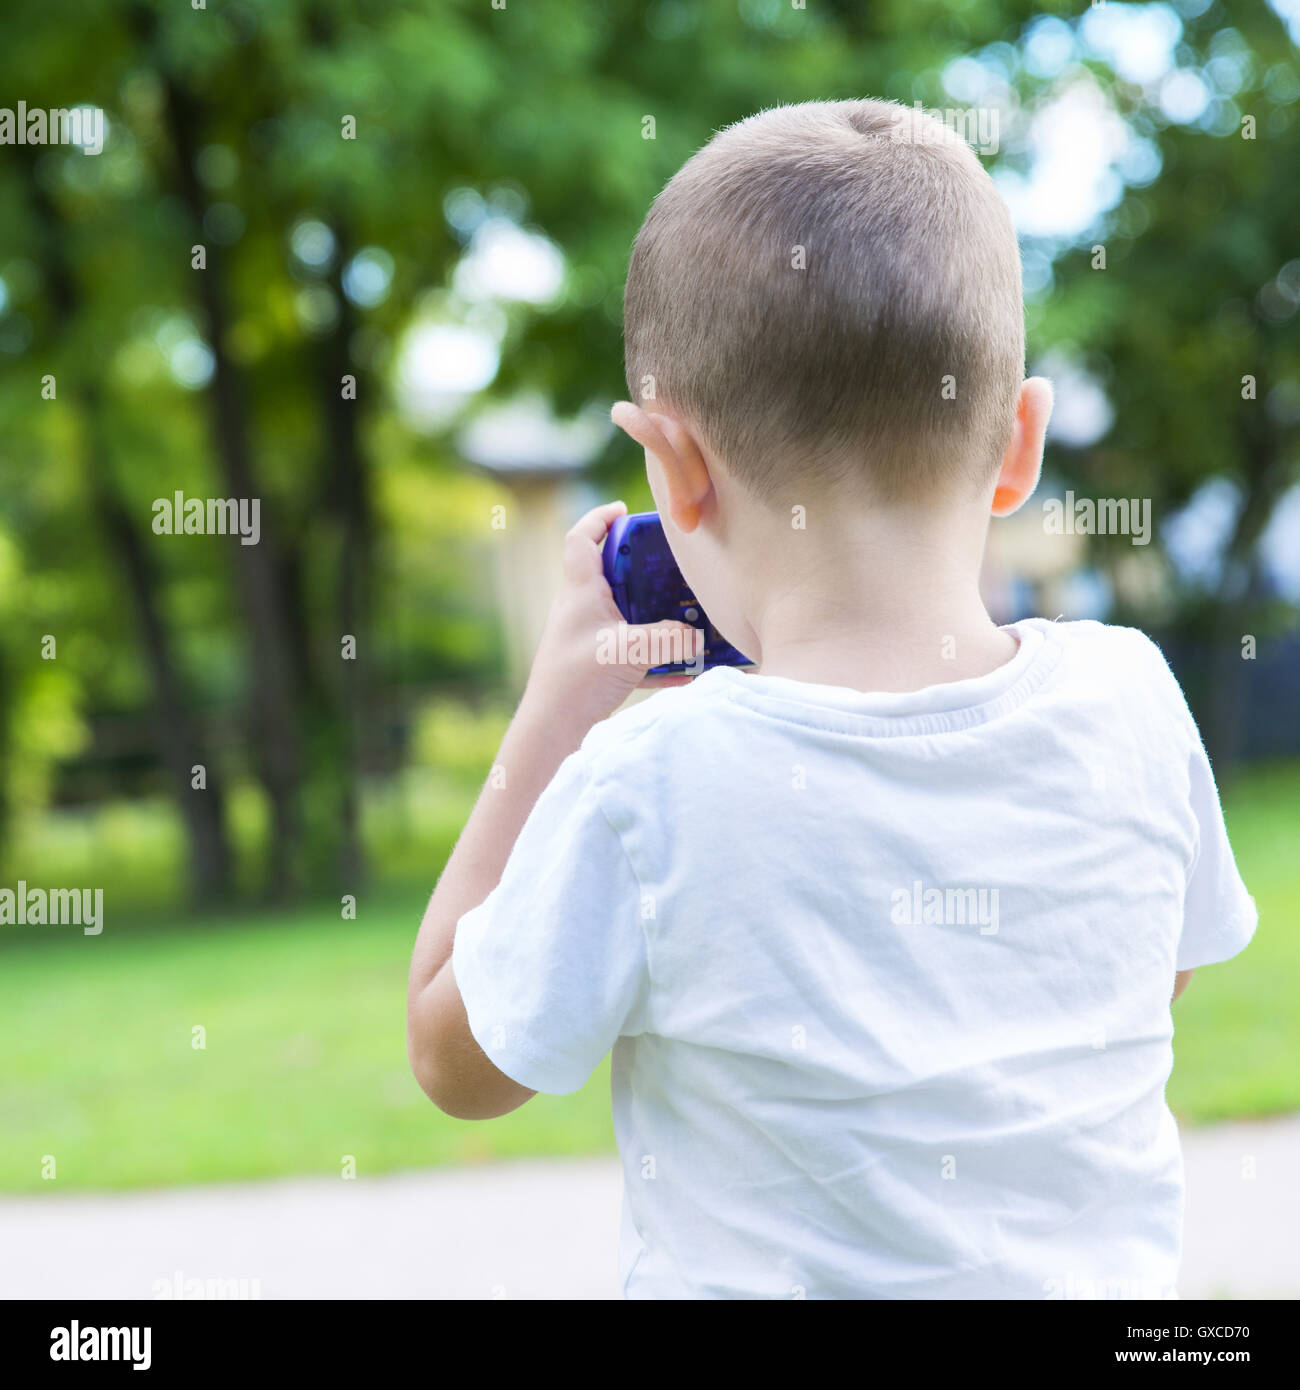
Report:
407,100,1256,1299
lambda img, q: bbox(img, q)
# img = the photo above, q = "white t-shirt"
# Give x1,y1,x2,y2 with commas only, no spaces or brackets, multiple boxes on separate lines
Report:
452,618,1256,1299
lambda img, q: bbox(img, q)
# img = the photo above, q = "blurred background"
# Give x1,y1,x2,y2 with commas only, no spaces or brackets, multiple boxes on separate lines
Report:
1,0,1297,1297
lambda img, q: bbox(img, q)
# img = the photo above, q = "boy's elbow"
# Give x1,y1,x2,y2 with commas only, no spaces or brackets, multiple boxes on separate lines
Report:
406,1015,518,1121
406,1035,443,1110
411,1062,519,1120
406,1015,470,1118
407,1037,477,1119
407,968,469,1116
407,965,535,1120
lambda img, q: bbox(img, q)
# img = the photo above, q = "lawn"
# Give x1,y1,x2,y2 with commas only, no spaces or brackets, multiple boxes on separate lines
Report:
0,761,1294,1194
0,893,616,1192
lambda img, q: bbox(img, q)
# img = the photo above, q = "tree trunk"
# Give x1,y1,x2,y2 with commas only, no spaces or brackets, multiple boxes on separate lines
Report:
23,148,235,906
156,67,307,899
89,438,236,904
319,224,370,889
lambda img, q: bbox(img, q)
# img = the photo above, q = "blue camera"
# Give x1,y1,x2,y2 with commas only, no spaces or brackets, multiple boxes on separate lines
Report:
601,511,752,675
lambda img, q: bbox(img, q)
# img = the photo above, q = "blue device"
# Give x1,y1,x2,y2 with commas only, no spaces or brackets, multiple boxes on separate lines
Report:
601,511,751,675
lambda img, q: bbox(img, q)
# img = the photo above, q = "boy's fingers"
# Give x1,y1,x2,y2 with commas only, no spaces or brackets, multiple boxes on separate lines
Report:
563,500,628,583
566,499,627,546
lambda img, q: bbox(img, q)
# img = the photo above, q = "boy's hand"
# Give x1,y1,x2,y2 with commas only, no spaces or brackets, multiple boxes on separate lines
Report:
521,500,703,735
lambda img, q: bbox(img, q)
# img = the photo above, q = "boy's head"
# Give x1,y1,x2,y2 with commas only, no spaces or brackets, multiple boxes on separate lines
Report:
612,98,1052,659
622,98,1032,503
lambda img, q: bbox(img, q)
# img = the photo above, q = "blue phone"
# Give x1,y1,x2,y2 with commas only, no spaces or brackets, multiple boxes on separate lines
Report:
601,511,751,675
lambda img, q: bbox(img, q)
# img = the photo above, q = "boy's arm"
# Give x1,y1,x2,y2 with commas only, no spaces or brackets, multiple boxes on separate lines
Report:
405,702,592,1119
1173,969,1194,1002
406,501,699,1120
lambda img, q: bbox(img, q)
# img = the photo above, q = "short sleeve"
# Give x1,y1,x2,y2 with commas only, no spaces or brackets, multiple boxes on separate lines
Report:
1177,736,1257,970
451,745,649,1095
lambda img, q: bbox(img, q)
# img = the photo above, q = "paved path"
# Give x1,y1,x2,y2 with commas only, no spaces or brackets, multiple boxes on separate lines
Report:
2,1117,1297,1300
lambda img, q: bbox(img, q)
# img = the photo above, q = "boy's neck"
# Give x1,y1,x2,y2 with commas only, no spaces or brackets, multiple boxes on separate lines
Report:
741,501,1015,695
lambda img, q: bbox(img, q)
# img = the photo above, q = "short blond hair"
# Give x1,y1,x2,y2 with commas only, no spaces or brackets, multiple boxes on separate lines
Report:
623,99,1025,504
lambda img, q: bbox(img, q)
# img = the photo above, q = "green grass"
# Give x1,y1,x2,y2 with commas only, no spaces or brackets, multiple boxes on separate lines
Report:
1165,760,1299,1120
0,760,1294,1194
0,895,615,1193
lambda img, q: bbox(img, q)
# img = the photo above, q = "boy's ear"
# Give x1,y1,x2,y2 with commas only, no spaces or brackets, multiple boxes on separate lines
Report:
991,376,1053,517
610,401,713,532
